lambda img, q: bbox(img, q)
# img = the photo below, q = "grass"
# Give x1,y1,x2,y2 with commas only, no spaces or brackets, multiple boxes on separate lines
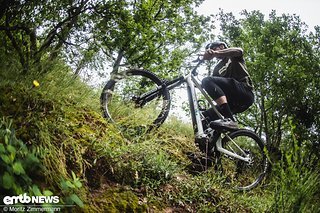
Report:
2,59,319,212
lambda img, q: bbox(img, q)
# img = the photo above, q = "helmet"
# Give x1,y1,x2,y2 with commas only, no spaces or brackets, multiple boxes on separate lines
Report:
206,41,228,50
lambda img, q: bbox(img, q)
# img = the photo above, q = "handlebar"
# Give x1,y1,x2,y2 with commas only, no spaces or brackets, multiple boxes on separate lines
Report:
191,56,204,76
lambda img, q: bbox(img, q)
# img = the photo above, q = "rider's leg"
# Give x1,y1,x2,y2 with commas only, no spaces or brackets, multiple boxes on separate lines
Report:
215,96,235,121
212,77,255,114
202,77,235,121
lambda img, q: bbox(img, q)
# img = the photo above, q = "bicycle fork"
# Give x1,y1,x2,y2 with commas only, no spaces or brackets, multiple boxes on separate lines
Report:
185,75,206,139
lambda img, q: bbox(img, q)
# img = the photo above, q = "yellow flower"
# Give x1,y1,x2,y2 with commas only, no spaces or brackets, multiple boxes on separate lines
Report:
33,80,40,87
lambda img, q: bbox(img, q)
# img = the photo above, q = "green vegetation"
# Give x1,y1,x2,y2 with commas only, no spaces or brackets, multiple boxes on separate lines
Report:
0,64,263,212
1,0,319,212
0,118,42,195
0,60,318,212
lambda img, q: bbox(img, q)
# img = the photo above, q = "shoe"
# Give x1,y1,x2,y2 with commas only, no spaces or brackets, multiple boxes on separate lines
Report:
210,118,238,130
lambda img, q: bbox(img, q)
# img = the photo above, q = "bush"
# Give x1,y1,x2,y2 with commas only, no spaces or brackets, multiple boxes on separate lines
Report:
0,117,43,196
270,123,320,212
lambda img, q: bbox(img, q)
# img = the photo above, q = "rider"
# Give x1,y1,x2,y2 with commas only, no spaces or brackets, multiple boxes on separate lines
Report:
201,41,254,129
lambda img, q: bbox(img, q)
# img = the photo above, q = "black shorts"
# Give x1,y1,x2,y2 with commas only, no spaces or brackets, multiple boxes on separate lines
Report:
202,76,254,113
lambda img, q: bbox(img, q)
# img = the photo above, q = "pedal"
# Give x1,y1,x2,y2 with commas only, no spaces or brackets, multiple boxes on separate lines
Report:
204,127,214,137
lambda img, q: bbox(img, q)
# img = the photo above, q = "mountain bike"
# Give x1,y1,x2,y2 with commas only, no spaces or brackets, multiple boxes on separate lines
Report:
100,57,269,191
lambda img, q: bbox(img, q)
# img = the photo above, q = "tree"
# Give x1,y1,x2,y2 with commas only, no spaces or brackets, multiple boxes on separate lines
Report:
93,0,213,78
0,0,92,73
0,0,214,79
215,10,320,157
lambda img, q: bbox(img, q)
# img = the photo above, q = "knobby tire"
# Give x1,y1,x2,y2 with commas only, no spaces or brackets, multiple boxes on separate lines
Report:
100,69,171,131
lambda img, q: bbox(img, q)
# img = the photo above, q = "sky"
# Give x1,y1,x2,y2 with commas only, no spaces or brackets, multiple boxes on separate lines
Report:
196,0,319,30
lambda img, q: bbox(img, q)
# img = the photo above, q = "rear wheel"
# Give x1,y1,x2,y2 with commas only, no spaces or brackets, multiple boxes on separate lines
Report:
217,129,268,190
100,69,171,131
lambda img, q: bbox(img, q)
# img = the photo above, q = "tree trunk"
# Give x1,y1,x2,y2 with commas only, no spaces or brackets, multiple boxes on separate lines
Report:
110,49,124,79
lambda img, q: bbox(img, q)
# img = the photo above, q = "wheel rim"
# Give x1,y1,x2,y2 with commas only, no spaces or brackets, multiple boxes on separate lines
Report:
221,133,266,190
101,71,169,130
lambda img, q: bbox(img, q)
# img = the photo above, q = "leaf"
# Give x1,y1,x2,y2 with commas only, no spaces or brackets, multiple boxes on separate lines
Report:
6,145,16,154
1,155,11,164
4,135,9,145
13,161,26,175
2,172,14,189
26,152,36,160
65,180,75,188
7,145,16,162
32,185,43,196
70,194,84,208
74,180,82,188
71,171,77,181
0,144,5,153
43,190,53,196
60,180,69,191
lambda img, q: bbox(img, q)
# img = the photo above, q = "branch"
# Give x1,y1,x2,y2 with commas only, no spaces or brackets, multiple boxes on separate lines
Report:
153,1,163,19
3,16,28,71
36,0,89,57
0,25,31,32
5,30,25,66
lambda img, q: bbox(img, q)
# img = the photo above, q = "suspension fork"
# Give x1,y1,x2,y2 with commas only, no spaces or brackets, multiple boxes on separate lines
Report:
186,76,205,138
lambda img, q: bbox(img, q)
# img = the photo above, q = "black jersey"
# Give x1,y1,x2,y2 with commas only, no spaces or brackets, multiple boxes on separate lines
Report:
212,56,253,89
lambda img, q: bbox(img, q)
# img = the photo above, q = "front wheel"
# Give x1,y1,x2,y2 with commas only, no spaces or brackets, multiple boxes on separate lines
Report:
217,129,268,191
100,69,171,131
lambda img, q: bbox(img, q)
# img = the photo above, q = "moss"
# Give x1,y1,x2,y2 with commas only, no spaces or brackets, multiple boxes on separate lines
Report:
83,188,147,213
0,83,59,143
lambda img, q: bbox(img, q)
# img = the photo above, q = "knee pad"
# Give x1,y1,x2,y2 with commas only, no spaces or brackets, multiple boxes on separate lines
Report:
201,77,212,90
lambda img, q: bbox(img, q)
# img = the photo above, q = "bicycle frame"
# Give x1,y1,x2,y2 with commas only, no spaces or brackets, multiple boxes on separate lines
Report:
174,61,251,162
137,60,252,163
162,60,221,137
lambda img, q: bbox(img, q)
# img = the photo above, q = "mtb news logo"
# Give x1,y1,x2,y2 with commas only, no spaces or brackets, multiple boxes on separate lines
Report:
3,193,59,205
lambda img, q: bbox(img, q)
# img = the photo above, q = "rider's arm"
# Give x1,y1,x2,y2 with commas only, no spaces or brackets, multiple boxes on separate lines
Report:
203,48,243,60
